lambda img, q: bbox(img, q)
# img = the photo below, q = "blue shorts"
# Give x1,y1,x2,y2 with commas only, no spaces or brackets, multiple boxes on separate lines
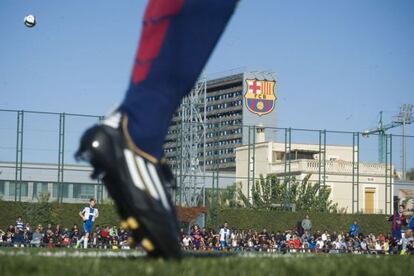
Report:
83,220,93,233
220,240,228,248
392,229,402,240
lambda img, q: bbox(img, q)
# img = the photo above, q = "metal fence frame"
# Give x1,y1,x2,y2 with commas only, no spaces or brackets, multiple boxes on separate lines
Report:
0,109,413,215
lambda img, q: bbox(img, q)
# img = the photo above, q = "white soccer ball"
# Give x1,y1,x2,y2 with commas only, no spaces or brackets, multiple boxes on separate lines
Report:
24,14,36,28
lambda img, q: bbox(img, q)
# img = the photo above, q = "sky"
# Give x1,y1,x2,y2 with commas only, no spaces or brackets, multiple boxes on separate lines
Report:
0,0,413,167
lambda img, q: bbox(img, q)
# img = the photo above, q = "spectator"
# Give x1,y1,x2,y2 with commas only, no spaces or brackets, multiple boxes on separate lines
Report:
331,231,338,242
16,217,24,232
92,225,101,248
383,239,390,254
316,237,324,252
14,223,25,247
321,230,329,242
70,228,81,246
55,224,62,236
404,230,414,254
23,228,31,246
37,224,43,233
100,225,110,248
349,221,359,237
301,215,312,234
43,229,55,248
408,215,414,231
219,222,230,250
401,229,413,255
110,225,119,242
191,224,203,250
289,234,301,252
0,227,5,245
45,223,53,235
182,235,192,250
388,205,407,240
6,225,15,245
25,222,31,233
301,230,311,243
30,228,43,247
230,230,239,250
62,233,71,247
360,239,368,253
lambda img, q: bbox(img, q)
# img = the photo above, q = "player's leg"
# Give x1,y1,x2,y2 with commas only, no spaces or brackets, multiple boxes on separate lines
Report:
84,232,89,249
76,0,238,259
120,0,239,160
76,236,82,248
83,221,93,248
77,221,88,248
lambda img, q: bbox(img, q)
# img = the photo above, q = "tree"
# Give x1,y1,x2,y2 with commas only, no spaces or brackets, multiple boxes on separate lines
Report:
205,183,242,208
238,174,339,212
406,168,414,180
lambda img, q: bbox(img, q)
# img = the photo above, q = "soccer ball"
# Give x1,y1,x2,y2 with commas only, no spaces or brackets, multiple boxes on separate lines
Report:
24,14,36,28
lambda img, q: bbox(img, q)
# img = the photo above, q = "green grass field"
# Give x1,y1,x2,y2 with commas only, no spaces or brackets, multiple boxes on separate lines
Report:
0,248,413,276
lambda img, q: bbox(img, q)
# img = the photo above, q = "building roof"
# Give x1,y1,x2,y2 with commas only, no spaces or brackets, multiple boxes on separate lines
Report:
176,206,207,223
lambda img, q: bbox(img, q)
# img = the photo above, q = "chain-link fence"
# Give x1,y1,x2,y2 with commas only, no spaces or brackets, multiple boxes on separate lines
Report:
0,109,413,215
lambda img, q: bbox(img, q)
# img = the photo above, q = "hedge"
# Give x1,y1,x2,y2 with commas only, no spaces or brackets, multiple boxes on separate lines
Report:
0,201,119,229
0,201,397,235
214,209,392,235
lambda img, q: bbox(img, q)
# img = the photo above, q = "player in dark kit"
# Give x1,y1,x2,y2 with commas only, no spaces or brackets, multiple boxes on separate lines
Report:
75,0,237,258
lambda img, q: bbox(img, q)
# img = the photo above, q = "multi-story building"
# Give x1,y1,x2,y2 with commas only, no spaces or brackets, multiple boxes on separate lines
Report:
235,130,400,214
0,161,106,203
164,71,277,171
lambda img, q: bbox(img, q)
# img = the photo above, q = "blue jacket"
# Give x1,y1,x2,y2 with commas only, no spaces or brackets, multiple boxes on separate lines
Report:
349,224,359,236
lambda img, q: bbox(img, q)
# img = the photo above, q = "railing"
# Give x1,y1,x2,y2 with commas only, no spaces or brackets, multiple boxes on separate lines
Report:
269,159,391,177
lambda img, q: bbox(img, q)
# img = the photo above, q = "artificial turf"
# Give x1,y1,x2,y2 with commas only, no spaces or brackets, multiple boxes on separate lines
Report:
0,248,413,276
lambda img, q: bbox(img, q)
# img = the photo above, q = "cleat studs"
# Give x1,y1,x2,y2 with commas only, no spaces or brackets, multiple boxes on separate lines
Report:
126,217,139,230
120,220,128,230
141,238,154,252
127,237,136,247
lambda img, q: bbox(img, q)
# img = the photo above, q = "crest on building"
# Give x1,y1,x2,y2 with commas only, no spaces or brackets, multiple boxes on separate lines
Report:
244,79,276,116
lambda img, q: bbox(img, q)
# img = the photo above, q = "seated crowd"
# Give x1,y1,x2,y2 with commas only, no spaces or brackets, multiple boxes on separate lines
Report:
0,218,130,249
180,225,414,255
1,215,413,255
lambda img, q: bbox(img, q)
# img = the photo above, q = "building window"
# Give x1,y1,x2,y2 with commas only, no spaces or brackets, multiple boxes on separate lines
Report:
73,183,95,199
33,182,48,198
8,181,28,197
0,180,4,195
53,183,70,198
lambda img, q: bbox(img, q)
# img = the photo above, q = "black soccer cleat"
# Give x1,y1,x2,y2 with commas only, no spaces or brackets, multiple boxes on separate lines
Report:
75,112,181,259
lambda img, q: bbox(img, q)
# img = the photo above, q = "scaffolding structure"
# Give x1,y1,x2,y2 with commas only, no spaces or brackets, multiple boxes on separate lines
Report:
177,78,207,206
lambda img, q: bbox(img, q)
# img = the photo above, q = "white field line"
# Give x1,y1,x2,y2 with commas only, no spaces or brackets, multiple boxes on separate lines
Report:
0,249,381,259
0,249,146,258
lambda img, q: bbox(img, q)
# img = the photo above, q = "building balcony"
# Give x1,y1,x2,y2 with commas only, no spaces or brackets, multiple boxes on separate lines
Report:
268,159,391,177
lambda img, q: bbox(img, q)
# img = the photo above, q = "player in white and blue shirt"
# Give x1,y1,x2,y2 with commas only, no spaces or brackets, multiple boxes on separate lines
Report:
77,198,99,248
219,222,230,250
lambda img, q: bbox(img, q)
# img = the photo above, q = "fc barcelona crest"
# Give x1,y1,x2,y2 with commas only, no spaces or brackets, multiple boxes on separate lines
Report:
244,79,276,116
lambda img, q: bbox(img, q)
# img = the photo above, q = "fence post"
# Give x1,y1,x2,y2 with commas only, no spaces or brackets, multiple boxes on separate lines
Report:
284,128,291,210
385,134,393,215
57,113,66,203
15,111,24,202
247,126,251,202
98,116,105,203
318,129,327,211
352,132,360,213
